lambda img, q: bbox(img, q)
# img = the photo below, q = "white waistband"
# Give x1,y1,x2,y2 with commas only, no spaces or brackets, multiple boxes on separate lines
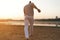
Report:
25,15,33,18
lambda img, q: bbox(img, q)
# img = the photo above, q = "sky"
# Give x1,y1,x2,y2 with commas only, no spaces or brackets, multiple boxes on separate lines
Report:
0,0,60,20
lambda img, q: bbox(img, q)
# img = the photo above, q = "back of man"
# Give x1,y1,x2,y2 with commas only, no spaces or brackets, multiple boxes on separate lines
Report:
24,2,35,16
24,1,41,40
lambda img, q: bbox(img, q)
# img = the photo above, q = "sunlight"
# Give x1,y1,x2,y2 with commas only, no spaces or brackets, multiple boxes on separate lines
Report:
0,0,19,19
0,0,60,19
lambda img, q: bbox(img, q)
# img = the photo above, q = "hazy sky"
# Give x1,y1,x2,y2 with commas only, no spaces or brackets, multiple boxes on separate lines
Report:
0,0,60,20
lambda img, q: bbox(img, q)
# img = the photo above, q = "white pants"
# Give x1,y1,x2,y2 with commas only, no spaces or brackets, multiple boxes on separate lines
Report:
24,15,34,39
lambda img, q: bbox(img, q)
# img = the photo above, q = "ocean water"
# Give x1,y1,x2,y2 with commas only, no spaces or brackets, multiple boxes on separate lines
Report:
0,21,60,27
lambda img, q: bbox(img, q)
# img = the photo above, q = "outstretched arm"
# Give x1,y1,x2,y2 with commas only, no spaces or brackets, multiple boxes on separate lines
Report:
33,3,41,13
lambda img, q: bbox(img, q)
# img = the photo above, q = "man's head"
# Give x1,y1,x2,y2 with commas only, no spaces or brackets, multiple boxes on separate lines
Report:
29,1,31,3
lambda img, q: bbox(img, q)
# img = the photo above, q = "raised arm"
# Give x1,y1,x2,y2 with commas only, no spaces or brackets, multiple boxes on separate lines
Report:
32,3,41,13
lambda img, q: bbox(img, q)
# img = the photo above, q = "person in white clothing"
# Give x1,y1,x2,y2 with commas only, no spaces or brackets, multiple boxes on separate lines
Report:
24,1,41,40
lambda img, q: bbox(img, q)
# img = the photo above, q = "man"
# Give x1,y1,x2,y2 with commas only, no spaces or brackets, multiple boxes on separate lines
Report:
24,1,41,40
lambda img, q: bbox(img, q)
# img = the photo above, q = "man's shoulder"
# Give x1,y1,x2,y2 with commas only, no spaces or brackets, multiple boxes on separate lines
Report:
30,3,34,5
24,5,28,8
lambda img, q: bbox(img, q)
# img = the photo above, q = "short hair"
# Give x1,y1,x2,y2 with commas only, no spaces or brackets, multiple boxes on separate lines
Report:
29,1,31,3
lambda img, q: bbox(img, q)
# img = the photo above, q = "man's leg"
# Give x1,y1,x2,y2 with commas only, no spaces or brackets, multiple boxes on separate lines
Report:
28,17,34,36
24,18,29,39
29,23,33,36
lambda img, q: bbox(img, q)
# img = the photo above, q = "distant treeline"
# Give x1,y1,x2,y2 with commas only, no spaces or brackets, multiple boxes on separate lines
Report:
35,18,60,21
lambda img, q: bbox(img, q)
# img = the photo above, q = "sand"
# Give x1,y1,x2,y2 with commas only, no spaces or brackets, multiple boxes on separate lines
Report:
0,24,60,40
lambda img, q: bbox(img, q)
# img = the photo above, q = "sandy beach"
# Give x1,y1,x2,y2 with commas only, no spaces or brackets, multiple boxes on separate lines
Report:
0,24,60,40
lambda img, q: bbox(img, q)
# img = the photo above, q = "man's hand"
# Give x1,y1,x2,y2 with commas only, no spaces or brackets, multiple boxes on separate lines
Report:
38,9,41,13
